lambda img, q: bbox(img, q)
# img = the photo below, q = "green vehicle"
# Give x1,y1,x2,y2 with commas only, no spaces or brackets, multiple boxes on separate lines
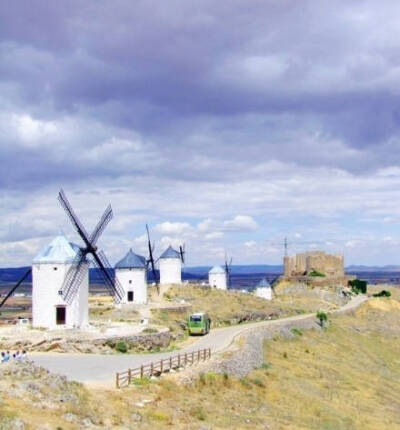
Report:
187,312,211,335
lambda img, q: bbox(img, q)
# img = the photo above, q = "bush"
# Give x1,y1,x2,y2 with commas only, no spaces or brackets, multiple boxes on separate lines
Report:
141,328,158,334
308,270,325,277
291,328,303,336
349,279,367,294
316,310,328,327
373,290,391,297
251,377,265,388
116,341,128,353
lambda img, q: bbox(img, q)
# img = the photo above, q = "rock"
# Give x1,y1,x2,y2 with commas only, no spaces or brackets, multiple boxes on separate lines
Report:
9,419,25,430
63,413,80,423
130,412,142,422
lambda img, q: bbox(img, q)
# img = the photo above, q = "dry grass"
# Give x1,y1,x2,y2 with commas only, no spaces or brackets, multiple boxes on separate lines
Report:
152,283,342,335
1,291,399,429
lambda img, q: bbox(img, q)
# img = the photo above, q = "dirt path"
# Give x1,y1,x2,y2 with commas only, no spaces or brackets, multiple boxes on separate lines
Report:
31,295,367,384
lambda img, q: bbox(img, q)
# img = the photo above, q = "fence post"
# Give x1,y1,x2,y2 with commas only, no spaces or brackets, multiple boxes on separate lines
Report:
178,353,181,368
150,362,153,376
203,349,206,361
140,365,144,378
169,356,172,370
116,372,119,389
184,352,187,366
160,359,163,374
198,350,200,362
192,351,194,364
209,348,211,358
128,368,132,385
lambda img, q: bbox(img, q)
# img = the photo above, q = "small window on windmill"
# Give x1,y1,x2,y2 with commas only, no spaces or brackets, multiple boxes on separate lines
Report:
129,280,132,284
53,267,58,271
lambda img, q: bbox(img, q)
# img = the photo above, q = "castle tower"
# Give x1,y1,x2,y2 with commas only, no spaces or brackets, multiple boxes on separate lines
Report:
114,249,147,304
32,235,88,329
159,245,182,285
208,265,227,290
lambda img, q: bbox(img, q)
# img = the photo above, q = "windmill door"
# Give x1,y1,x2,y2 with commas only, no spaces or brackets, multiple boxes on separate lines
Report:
56,306,66,325
127,291,134,302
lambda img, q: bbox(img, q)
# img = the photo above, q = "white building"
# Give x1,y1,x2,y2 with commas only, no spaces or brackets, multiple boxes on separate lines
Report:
208,265,227,290
115,249,147,304
255,278,272,300
32,235,89,329
159,245,182,285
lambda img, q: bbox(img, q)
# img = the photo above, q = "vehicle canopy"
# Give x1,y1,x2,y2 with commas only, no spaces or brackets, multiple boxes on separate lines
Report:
189,312,209,322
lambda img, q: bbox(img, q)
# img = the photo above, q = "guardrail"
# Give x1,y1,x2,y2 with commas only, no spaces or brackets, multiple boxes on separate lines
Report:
116,347,211,388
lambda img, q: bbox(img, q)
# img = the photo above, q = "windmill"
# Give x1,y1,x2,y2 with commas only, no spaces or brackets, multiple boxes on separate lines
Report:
224,252,233,288
57,189,124,304
145,224,159,292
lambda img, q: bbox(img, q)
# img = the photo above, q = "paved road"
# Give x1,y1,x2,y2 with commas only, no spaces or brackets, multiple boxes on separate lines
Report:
31,295,367,384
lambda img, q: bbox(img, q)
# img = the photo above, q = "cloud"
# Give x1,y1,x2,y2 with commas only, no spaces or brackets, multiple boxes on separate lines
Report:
154,221,192,235
223,215,259,232
2,1,400,266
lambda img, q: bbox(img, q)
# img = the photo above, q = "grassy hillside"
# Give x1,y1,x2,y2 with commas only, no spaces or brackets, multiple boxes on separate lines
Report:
1,288,398,429
152,283,344,332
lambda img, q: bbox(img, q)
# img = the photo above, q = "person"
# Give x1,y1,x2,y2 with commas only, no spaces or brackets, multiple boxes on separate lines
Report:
4,351,10,362
1,352,5,363
20,350,26,361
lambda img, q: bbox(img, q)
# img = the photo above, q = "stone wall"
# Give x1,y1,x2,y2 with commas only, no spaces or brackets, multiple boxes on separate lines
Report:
284,250,344,278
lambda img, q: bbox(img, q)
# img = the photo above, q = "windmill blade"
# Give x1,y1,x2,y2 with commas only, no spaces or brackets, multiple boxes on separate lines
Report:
179,244,185,264
59,250,88,304
92,250,124,303
146,224,158,287
89,204,113,246
0,268,31,309
58,189,91,247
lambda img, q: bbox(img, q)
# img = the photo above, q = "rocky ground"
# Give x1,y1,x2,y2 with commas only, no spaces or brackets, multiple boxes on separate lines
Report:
0,325,170,354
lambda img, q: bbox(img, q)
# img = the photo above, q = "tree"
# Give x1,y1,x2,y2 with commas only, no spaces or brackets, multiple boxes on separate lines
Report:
316,310,328,328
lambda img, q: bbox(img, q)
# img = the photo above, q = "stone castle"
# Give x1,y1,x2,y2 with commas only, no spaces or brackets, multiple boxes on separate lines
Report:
284,251,344,278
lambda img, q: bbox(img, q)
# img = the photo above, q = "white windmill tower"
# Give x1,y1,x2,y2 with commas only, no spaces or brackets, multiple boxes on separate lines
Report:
208,265,227,290
255,278,272,300
115,249,148,304
159,245,183,285
32,235,89,329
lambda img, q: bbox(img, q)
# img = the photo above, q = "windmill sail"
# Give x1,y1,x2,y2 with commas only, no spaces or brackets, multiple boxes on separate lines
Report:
57,189,123,303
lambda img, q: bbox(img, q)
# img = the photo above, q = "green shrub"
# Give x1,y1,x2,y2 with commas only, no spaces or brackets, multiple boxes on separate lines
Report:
291,328,303,336
116,341,128,353
349,279,367,294
251,377,265,388
308,270,325,277
373,290,391,297
283,352,288,358
316,311,328,327
141,328,158,334
261,362,271,369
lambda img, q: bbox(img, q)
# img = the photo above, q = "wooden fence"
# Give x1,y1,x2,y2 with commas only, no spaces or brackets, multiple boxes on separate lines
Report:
116,347,211,388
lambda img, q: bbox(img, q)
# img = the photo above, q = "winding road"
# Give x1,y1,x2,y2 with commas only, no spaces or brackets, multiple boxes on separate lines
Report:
31,295,367,385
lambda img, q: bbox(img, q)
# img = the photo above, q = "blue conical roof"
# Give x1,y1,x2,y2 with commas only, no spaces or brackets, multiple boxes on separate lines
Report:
33,235,80,264
160,245,181,259
257,278,271,288
209,265,225,274
115,248,146,269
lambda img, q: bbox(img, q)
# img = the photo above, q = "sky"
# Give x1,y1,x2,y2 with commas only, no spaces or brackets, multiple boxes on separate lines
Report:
2,0,400,267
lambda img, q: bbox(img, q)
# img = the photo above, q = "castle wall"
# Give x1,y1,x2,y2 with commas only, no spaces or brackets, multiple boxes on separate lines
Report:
283,251,344,278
